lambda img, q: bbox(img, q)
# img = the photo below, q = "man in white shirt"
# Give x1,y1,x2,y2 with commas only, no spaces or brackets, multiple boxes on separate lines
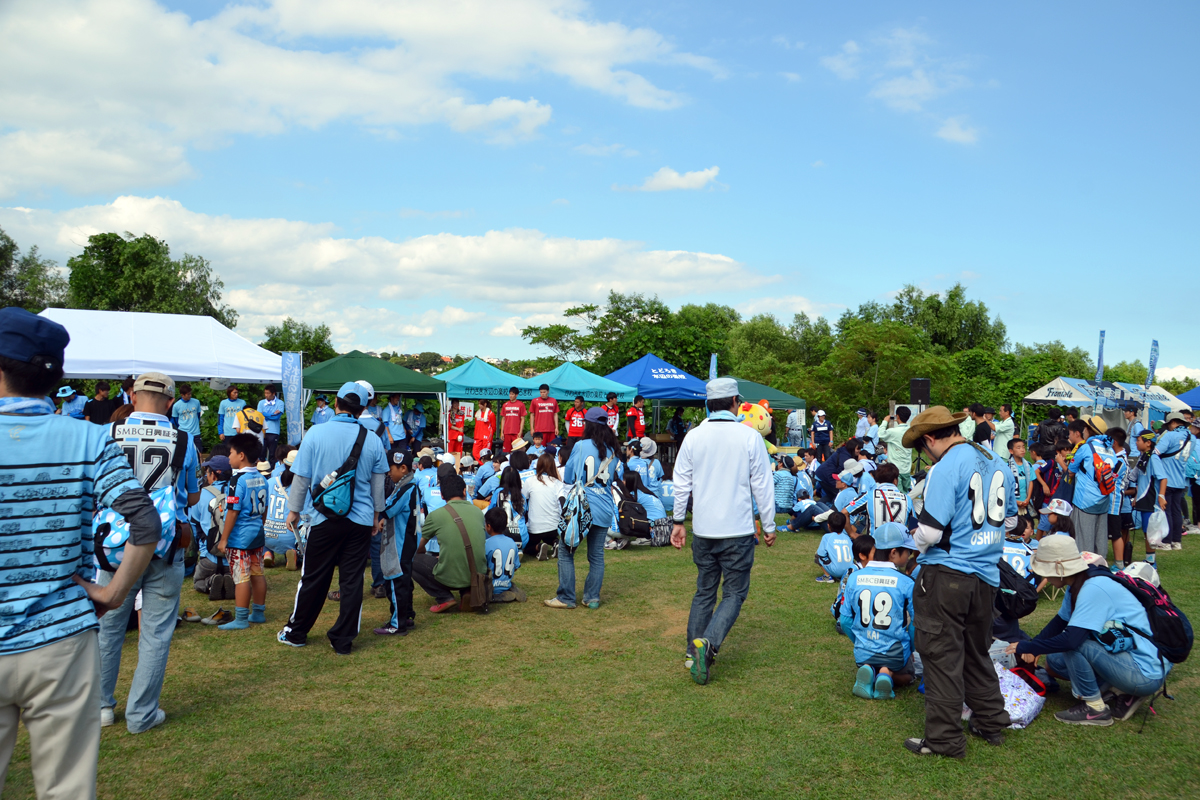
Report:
671,378,776,686
785,408,805,446
992,404,1016,457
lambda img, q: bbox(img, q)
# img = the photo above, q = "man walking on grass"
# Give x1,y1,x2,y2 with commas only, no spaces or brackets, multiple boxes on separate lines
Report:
671,377,776,685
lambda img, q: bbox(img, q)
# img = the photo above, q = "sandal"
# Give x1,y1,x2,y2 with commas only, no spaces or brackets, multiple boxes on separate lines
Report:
183,608,201,623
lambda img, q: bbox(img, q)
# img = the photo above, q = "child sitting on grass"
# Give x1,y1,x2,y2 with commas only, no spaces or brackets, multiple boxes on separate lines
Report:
839,522,916,700
832,534,875,635
814,511,854,584
485,507,526,602
214,433,268,631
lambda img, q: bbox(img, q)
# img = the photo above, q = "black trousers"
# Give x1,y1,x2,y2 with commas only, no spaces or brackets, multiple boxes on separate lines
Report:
1191,481,1200,526
913,563,1010,757
391,522,419,624
1165,486,1186,544
282,516,371,653
523,530,557,557
263,433,279,465
412,553,467,604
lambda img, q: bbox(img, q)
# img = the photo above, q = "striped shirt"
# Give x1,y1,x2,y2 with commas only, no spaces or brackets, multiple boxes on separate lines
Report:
1,397,146,655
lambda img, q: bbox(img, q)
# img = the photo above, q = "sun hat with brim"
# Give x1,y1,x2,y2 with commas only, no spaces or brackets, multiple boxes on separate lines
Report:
256,461,272,476
416,447,435,458
510,438,528,451
639,437,658,457
901,405,969,449
1030,534,1089,578
282,450,298,467
1164,411,1189,426
1082,415,1108,435
56,386,75,398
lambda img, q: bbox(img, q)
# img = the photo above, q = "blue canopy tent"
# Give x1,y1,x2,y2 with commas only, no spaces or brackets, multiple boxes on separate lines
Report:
536,362,637,403
604,354,707,403
1178,385,1200,411
436,358,539,400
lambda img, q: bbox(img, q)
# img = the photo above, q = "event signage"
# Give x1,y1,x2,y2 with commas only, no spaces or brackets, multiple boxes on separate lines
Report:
649,367,689,381
282,351,304,445
1146,340,1158,389
1094,330,1105,382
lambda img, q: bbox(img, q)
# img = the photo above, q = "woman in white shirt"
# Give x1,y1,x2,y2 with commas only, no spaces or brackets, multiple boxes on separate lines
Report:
523,453,565,561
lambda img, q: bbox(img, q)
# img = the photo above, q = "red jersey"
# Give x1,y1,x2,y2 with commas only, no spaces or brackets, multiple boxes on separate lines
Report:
565,407,586,437
626,405,646,438
500,400,526,436
474,407,495,441
449,408,466,433
605,403,620,433
530,397,559,433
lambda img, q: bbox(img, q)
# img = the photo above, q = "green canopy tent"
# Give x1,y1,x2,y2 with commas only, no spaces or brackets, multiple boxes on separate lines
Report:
721,376,805,410
303,350,445,394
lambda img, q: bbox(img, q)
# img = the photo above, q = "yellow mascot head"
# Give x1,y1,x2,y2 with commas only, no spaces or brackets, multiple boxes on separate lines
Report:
736,402,777,454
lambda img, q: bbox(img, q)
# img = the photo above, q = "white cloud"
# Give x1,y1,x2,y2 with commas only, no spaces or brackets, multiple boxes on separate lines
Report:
621,166,721,192
936,116,979,144
780,72,802,83
0,196,761,341
0,0,716,195
489,312,562,337
772,36,804,50
1156,365,1200,383
552,198,570,206
575,142,639,157
820,41,860,80
737,295,841,318
399,208,470,219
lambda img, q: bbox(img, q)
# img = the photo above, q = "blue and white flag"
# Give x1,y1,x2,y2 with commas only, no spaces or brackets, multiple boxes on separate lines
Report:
1146,340,1159,389
282,351,305,445
708,353,718,381
1094,330,1105,382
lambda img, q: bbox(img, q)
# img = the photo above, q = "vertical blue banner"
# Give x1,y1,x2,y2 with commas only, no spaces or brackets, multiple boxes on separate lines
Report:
282,351,304,445
1146,340,1159,388
708,353,718,380
1094,330,1105,382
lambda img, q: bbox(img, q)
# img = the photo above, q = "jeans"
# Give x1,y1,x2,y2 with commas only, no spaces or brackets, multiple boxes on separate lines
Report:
370,532,383,588
97,557,185,733
686,534,756,653
556,524,607,606
1046,639,1165,701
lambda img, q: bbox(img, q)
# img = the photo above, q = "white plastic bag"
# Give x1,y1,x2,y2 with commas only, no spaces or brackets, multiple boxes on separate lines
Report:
1146,508,1168,547
962,663,1045,729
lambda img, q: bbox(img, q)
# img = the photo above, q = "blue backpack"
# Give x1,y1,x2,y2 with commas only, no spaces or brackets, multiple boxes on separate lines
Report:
558,481,592,550
311,425,368,518
94,424,189,571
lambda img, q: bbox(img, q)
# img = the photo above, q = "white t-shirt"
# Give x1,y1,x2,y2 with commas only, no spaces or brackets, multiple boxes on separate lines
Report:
523,474,565,533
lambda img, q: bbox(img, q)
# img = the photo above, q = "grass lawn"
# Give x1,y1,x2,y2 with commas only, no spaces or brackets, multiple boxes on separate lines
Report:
5,518,1200,799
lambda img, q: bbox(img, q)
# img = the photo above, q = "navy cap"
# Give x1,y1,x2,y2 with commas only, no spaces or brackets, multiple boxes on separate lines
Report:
584,406,608,423
389,449,414,468
202,455,231,472
0,307,69,367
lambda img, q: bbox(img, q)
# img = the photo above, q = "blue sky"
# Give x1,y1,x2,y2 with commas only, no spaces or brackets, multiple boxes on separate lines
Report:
1,1,1196,379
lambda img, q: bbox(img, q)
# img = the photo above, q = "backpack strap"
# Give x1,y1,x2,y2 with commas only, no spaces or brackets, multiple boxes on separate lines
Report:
447,504,481,580
170,428,189,481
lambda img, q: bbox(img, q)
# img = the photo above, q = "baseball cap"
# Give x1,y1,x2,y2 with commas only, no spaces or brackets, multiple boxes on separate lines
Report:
816,410,826,417
873,522,908,550
0,307,69,367
1038,498,1073,516
56,386,75,398
355,380,375,402
706,377,739,400
459,455,475,467
316,394,328,402
857,408,867,416
479,448,492,458
437,452,456,464
337,381,366,404
583,407,608,424
389,449,414,468
837,460,864,483
201,455,231,472
1165,411,1189,426
133,372,175,397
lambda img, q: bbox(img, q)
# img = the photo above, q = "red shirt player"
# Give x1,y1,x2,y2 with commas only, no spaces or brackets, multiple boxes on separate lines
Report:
626,395,646,439
472,399,496,460
603,393,621,435
500,387,527,452
564,396,586,440
530,384,560,441
447,399,467,454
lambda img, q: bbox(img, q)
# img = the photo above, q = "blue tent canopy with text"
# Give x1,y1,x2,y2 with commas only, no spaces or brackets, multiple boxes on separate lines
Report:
604,354,707,402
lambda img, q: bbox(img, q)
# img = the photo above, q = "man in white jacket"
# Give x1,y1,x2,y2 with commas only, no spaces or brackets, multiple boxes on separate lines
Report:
671,377,777,685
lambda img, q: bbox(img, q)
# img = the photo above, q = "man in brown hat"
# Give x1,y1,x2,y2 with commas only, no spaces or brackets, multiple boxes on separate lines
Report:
900,406,1016,758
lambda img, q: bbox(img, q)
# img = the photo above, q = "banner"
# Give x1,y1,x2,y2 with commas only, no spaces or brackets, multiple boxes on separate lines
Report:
1094,330,1105,382
282,351,305,445
1146,340,1159,389
708,353,718,381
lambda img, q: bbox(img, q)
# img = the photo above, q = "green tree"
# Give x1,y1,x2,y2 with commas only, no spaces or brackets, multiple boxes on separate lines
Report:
1102,360,1148,386
260,318,337,367
838,283,1007,354
66,232,237,327
0,226,67,312
789,312,835,367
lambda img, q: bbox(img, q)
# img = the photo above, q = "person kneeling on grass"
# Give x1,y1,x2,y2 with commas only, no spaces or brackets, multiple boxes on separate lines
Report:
832,534,875,635
213,434,269,630
815,511,855,583
413,473,488,613
1006,534,1171,725
485,507,526,603
839,522,916,700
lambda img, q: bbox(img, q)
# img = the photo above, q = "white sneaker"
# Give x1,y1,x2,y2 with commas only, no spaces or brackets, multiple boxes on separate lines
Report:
100,707,115,727
131,708,166,734
1172,542,1183,550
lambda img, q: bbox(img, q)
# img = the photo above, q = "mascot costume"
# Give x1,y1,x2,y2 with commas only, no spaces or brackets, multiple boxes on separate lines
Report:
735,402,777,455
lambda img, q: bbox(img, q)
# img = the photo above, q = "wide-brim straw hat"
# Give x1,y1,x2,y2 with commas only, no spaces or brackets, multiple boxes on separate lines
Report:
1082,414,1108,435
901,405,968,448
1031,534,1089,578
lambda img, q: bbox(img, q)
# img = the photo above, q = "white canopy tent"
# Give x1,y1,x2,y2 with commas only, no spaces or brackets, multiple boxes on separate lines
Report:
38,309,281,382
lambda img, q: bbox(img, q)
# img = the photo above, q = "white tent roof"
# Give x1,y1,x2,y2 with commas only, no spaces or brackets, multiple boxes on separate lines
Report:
39,309,281,383
1144,385,1190,413
1022,377,1097,406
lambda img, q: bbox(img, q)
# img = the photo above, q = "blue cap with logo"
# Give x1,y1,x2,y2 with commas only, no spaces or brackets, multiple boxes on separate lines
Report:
873,522,915,551
0,307,69,367
337,381,366,405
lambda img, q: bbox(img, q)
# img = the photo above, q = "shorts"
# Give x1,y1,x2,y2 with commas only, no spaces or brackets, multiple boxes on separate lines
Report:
857,654,915,676
1120,511,1134,531
447,432,463,454
502,433,519,452
227,547,264,584
1107,513,1124,542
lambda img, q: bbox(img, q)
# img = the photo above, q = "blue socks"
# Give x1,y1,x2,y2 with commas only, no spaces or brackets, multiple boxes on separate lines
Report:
219,607,250,630
249,603,266,624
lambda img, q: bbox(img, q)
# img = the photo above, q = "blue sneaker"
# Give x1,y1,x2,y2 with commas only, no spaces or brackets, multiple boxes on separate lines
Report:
276,630,305,648
853,665,874,699
874,671,895,699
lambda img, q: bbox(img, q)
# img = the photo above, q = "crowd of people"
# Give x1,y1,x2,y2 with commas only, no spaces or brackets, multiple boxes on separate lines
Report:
2,305,1196,797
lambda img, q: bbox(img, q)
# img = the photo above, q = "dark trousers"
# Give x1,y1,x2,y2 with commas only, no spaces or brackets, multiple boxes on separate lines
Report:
192,434,204,456
1165,486,1186,544
524,530,557,557
282,516,371,653
412,553,467,605
388,524,419,625
913,563,1010,756
814,442,831,462
263,432,279,465
1190,481,1200,526
686,535,755,653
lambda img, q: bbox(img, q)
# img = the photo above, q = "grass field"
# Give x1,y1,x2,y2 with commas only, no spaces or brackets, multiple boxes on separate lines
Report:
5,519,1200,800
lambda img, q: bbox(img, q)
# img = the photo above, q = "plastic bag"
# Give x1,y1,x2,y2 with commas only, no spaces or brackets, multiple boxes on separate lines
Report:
962,662,1045,729
1146,508,1168,547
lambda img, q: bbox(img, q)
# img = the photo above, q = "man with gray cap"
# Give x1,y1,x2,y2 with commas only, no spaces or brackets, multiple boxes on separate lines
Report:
0,307,159,797
671,377,776,685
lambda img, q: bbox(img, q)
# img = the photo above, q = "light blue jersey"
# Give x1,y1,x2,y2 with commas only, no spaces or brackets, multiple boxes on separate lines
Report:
263,477,294,554
381,481,419,580
172,397,202,435
476,473,500,500
488,489,528,547
404,409,426,441
60,394,87,419
191,480,228,562
1059,576,1171,682
1069,435,1120,513
1154,428,1189,489
311,405,334,425
475,461,496,488
1002,539,1036,583
659,479,675,515
917,442,1017,587
225,468,267,550
462,471,478,499
845,482,913,533
257,398,284,436
1109,452,1129,516
816,530,855,579
1010,457,1034,504
381,403,406,443
0,398,146,655
485,534,521,593
636,488,666,521
218,398,246,436
289,414,388,527
115,412,200,513
840,562,915,669
795,470,814,501
831,562,861,630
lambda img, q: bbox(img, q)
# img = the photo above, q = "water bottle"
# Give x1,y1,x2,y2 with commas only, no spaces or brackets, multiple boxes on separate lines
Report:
320,470,338,489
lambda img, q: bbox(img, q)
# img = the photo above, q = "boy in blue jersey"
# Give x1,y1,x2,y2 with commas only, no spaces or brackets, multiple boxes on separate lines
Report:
1153,413,1190,548
171,383,203,453
217,386,246,441
264,450,301,569
526,431,546,458
844,463,912,535
840,522,916,700
404,402,427,447
484,507,525,602
311,395,334,425
191,456,233,596
832,534,875,634
814,512,854,583
1008,438,1035,521
375,450,419,635
460,455,479,499
213,434,268,631
56,385,87,418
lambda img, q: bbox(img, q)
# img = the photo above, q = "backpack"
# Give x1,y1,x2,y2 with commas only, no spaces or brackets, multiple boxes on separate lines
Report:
93,424,189,572
616,486,652,539
237,407,265,434
1093,567,1193,664
311,425,369,518
558,481,592,550
1088,446,1116,496
995,557,1039,620
202,483,228,556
